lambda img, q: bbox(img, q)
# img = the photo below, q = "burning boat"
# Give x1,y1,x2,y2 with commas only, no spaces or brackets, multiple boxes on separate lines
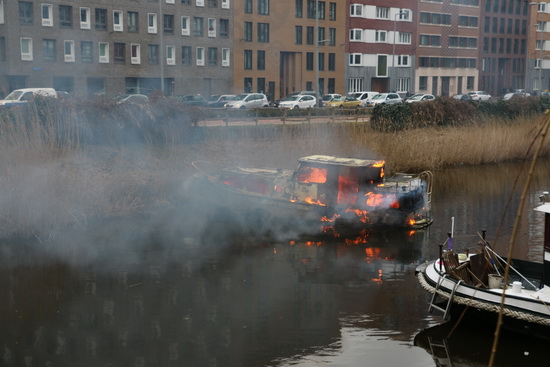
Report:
189,155,432,232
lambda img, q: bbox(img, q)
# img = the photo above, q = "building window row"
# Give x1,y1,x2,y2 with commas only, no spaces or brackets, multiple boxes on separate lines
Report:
450,0,479,7
484,0,528,16
419,12,452,26
484,17,526,35
350,5,412,21
448,36,478,48
19,37,230,67
483,36,526,54
349,29,412,45
418,57,477,68
22,3,230,33
243,22,270,42
295,0,336,20
245,0,270,15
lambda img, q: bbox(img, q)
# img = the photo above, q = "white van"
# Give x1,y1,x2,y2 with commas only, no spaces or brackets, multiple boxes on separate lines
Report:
0,88,57,106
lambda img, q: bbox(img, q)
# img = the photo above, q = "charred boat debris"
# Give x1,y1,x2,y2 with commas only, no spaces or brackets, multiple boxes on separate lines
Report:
189,155,432,233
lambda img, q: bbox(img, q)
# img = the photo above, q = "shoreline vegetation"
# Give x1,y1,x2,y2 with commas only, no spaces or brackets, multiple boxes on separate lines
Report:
0,98,549,240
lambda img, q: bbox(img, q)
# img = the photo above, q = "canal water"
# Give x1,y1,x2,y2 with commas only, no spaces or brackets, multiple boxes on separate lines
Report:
1,158,550,367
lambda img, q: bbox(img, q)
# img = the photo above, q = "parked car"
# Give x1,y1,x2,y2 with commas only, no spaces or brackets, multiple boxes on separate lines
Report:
467,91,492,102
114,93,149,105
347,91,379,107
324,96,361,108
322,94,342,104
278,94,316,109
365,93,403,107
0,87,58,106
176,94,208,107
224,93,269,109
207,94,237,107
452,94,473,102
405,93,435,103
502,90,530,101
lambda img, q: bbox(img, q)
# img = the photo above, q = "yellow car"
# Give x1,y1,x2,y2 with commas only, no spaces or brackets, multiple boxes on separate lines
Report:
324,96,362,108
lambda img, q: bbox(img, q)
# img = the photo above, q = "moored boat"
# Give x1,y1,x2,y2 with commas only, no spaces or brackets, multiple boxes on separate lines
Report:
416,192,550,337
189,155,433,233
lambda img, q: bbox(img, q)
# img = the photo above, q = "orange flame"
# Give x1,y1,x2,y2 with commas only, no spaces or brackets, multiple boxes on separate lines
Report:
304,197,327,206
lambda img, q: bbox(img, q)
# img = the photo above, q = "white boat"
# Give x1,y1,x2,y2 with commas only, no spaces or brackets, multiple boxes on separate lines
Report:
416,192,550,337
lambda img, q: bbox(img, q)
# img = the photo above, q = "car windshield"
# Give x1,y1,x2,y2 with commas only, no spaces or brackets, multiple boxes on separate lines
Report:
409,95,423,100
332,96,346,101
371,94,386,100
285,96,300,101
207,95,220,101
349,93,362,99
234,94,248,101
4,91,24,100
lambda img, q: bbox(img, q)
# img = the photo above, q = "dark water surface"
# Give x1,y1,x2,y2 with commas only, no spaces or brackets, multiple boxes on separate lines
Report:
1,159,550,367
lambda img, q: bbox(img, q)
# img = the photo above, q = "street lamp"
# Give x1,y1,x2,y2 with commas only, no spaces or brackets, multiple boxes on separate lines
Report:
315,0,320,107
391,11,407,93
159,0,165,94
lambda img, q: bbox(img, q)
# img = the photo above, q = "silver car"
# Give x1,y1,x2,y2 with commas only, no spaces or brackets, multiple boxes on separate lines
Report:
366,93,403,107
224,93,269,109
467,91,492,102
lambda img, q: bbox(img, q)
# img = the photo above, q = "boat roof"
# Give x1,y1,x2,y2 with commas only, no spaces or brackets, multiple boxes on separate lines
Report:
535,202,550,214
298,155,382,167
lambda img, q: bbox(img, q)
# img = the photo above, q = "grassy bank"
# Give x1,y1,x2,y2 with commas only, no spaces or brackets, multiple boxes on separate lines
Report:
0,101,548,239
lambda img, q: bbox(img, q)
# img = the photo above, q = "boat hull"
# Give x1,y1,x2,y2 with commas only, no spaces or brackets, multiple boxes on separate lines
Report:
417,260,550,333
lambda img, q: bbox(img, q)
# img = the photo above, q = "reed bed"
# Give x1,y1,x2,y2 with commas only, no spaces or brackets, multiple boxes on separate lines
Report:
0,99,547,239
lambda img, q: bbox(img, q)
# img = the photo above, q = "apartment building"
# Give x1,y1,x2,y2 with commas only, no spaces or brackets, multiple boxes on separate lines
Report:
232,0,346,102
346,1,416,94
527,1,549,93
0,0,233,98
480,0,530,96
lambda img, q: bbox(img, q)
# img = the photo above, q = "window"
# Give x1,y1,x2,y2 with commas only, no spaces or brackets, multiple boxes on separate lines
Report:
306,52,314,70
80,8,90,29
244,50,252,69
167,45,176,65
245,0,252,13
399,32,411,44
208,0,218,7
208,18,216,37
398,9,411,21
99,42,109,63
329,2,336,20
319,52,325,71
196,46,204,66
419,12,452,25
222,0,230,9
148,44,159,64
347,78,363,92
20,37,33,60
182,0,191,4
222,48,230,66
467,76,474,90
114,43,125,63
64,40,75,62
244,22,253,41
258,23,269,42
131,44,140,64
244,78,253,93
113,10,123,31
148,13,157,34
95,9,107,30
196,0,205,6
307,0,316,18
375,31,387,42
128,12,138,32
41,4,53,27
377,55,388,77
296,0,303,17
397,78,409,93
208,47,217,65
258,0,270,15
329,28,336,46
376,7,389,19
19,2,33,25
181,46,191,64
295,26,302,44
257,50,265,70
350,4,363,17
81,41,92,63
59,5,72,28
193,17,203,36
349,53,362,65
350,29,362,41
459,15,478,28
220,19,229,37
181,16,190,35
306,26,314,44
164,14,174,34
42,39,56,61
419,34,441,47
397,55,410,66
419,76,428,90
328,53,335,70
